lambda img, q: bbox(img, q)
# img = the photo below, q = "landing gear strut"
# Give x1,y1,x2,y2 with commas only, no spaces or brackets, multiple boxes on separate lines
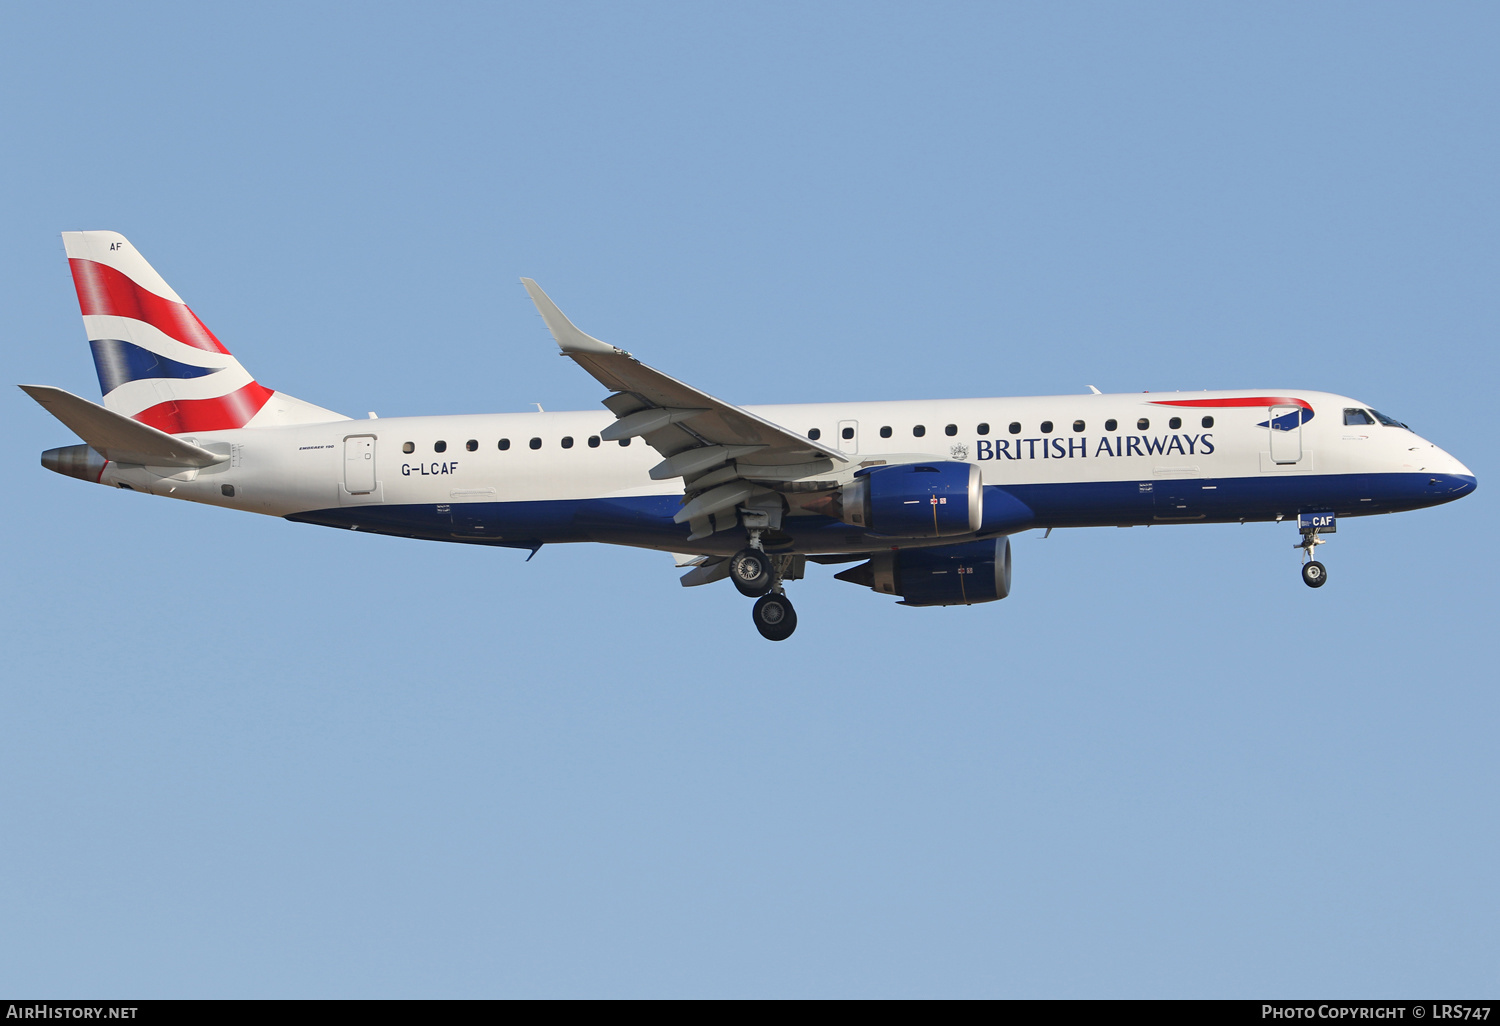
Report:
1296,523,1329,588
737,516,799,639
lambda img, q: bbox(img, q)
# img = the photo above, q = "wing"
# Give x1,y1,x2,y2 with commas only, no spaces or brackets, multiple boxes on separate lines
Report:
521,279,849,540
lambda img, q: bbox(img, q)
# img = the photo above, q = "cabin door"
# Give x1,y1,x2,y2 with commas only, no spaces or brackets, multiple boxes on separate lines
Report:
344,435,377,494
1268,405,1303,465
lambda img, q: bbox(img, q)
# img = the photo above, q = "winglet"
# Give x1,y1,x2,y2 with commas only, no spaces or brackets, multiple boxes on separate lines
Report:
520,279,619,356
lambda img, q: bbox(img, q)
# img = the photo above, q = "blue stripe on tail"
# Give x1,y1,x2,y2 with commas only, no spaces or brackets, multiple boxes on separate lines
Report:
89,338,219,396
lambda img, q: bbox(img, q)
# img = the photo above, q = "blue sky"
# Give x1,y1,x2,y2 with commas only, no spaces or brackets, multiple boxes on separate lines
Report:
1,1,1496,997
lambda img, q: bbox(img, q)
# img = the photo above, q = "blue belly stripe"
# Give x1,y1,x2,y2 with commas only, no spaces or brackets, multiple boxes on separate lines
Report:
284,473,1475,555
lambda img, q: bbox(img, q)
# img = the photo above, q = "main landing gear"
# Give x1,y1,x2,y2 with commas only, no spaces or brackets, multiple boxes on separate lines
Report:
729,547,774,598
752,592,797,641
1296,521,1329,589
733,522,798,640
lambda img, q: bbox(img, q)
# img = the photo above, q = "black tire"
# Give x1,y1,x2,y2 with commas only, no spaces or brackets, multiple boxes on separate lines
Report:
1302,560,1328,588
730,547,773,597
752,593,798,641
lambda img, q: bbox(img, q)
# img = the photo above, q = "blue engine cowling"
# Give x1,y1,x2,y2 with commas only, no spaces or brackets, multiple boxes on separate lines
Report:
833,537,1013,606
839,461,982,537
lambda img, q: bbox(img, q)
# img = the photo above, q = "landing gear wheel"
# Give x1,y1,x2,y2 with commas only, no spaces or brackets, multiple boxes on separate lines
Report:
752,593,797,641
730,547,773,597
1302,560,1328,588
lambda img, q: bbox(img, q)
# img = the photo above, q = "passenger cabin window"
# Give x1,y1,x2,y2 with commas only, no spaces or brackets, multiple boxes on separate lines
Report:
913,425,926,437
879,426,892,438
1072,420,1085,432
1344,409,1374,425
1104,419,1118,431
841,426,854,440
1202,416,1214,428
498,438,511,451
465,439,478,452
561,436,574,449
1040,421,1053,434
434,440,447,453
945,424,957,436
619,437,632,446
588,435,600,448
402,441,415,453
977,422,990,435
1137,418,1150,430
1008,422,1021,434
1169,417,1182,430
529,437,542,449
808,428,821,440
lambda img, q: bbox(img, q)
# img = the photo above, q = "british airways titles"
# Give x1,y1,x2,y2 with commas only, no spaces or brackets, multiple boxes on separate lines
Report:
974,431,1215,461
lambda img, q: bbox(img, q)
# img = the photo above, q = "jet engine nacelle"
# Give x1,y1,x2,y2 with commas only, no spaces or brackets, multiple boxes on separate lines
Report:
813,461,982,537
834,537,1012,607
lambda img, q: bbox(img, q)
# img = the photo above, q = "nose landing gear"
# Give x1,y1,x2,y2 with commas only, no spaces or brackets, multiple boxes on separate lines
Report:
1295,513,1334,588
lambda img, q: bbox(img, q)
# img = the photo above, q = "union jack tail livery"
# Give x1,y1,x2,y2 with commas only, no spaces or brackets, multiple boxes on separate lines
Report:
63,231,343,432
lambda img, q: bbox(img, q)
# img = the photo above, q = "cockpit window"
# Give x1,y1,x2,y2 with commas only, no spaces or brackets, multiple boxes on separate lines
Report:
1369,409,1410,429
1343,408,1374,426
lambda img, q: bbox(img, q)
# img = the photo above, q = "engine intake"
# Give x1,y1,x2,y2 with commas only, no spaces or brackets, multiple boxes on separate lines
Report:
834,537,1012,607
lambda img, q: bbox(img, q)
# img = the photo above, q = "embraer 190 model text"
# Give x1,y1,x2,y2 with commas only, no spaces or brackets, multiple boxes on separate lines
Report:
24,232,1478,639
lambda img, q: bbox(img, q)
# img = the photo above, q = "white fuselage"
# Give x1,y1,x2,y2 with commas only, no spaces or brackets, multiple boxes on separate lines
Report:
91,389,1474,557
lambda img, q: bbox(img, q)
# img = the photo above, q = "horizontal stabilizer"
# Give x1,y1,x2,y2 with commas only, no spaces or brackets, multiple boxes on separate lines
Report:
20,384,226,468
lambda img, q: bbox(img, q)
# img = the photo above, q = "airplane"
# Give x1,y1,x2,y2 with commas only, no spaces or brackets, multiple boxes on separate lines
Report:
24,231,1477,640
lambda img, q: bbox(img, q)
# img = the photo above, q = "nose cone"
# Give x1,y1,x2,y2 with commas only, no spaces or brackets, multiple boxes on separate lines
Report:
1427,458,1476,502
1442,454,1476,497
1447,472,1477,498
1417,440,1476,500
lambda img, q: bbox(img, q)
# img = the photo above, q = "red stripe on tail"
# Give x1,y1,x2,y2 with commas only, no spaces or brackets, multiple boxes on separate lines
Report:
69,258,230,354
132,382,275,433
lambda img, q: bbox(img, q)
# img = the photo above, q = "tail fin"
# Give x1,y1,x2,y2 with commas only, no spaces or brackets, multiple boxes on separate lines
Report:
63,231,345,432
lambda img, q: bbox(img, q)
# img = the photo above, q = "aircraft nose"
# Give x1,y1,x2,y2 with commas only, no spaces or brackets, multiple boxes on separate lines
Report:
1441,454,1475,495
1425,463,1476,500
1422,444,1476,497
1445,472,1477,498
